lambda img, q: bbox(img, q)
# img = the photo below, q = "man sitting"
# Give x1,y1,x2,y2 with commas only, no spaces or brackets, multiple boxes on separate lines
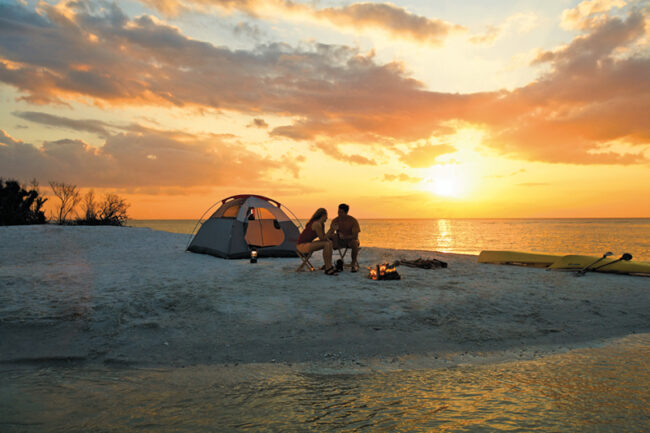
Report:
327,203,361,272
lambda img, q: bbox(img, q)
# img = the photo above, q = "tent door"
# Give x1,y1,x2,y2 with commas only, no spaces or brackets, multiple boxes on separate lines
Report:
244,207,285,247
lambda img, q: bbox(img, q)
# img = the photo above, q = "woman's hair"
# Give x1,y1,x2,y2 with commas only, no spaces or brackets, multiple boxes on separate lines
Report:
310,208,327,222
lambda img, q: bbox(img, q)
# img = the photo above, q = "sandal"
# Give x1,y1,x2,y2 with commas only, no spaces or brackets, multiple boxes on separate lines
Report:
324,266,338,276
350,264,359,273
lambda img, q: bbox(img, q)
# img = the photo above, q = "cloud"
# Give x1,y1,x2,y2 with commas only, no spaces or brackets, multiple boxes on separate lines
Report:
233,21,264,40
313,142,377,166
0,2,648,167
479,11,650,164
0,127,303,188
399,144,456,168
13,111,113,136
469,12,539,45
247,118,268,128
487,169,526,179
383,173,422,183
313,3,465,45
560,0,627,30
139,0,465,45
1,128,22,146
516,182,551,187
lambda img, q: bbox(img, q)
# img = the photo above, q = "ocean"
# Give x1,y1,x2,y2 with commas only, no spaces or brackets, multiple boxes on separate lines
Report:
129,218,650,261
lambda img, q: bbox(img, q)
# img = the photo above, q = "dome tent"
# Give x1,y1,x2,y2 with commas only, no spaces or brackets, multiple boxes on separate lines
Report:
187,194,300,259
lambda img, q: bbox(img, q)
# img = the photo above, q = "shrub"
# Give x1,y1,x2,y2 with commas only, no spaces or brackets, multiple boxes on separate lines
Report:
0,179,47,225
99,193,129,226
49,181,81,224
75,190,129,226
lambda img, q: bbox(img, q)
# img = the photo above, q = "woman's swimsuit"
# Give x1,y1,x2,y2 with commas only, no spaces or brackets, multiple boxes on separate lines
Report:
297,219,319,244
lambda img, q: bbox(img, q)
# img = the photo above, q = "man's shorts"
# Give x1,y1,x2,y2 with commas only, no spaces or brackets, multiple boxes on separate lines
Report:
331,235,358,250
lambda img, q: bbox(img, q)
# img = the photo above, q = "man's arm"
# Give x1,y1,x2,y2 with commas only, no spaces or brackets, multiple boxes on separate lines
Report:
350,217,360,239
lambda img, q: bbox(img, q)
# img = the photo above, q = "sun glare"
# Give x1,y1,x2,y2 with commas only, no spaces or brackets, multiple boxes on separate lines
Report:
422,166,466,198
434,177,459,197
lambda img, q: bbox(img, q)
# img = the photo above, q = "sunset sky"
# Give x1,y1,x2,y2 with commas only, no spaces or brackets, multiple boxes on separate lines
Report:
1,0,649,219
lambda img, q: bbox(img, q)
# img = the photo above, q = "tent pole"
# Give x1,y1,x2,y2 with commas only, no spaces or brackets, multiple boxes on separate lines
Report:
186,200,221,250
282,204,304,231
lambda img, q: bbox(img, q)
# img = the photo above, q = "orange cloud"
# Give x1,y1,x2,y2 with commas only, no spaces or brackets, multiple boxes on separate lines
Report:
383,173,422,182
313,142,377,166
313,3,465,45
0,125,302,188
1,2,648,167
479,11,649,164
399,144,457,168
561,0,627,30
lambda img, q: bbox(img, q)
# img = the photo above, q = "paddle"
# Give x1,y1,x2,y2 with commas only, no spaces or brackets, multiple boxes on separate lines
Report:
575,252,612,276
590,253,633,272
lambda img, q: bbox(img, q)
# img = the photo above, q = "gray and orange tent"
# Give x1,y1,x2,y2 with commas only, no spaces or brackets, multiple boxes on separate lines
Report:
187,194,300,259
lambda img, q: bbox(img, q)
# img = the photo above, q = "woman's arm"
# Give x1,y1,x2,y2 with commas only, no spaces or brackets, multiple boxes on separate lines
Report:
313,220,328,241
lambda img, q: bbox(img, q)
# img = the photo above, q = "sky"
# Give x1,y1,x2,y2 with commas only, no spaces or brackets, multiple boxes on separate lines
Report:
1,0,649,219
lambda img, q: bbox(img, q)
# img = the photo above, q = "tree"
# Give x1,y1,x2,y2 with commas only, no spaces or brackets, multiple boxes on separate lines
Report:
49,181,81,224
99,193,129,225
0,179,47,225
81,189,98,222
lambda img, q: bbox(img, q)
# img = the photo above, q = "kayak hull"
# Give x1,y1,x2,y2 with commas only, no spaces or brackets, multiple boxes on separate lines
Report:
477,251,561,268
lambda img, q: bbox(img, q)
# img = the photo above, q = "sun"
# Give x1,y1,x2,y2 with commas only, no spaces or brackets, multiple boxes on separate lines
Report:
433,177,459,197
421,166,465,198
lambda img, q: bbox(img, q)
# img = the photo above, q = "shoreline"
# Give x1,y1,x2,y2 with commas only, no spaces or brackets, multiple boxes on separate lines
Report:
1,225,649,373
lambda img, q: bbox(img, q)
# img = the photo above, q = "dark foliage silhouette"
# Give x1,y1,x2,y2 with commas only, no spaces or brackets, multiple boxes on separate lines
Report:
0,179,47,225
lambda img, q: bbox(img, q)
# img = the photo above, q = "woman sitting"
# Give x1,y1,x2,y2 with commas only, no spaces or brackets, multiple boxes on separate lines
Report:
297,208,337,275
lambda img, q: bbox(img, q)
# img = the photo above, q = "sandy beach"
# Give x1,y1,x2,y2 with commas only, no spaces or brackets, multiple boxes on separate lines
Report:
1,225,649,372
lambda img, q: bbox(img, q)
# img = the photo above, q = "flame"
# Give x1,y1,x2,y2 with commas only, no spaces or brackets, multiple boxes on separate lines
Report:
368,263,397,280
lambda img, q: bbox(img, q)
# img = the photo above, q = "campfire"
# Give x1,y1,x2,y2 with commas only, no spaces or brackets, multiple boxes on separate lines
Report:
368,262,401,280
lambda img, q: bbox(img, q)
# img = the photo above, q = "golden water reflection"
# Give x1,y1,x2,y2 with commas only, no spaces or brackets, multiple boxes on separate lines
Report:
436,219,452,250
2,336,648,432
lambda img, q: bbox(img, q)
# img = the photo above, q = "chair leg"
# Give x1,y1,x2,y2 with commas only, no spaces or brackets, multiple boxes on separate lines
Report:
336,248,350,268
296,252,315,272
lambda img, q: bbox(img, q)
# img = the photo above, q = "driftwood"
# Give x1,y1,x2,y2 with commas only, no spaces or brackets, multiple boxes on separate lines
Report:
395,258,448,269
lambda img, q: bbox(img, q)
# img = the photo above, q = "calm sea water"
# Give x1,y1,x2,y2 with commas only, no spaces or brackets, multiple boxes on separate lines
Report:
129,218,650,261
2,335,649,432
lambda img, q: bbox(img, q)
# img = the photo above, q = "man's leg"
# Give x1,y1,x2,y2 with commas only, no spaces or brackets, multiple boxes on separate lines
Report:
350,239,360,270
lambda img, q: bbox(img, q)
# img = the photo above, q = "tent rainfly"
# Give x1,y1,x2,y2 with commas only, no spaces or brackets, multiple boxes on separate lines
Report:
187,194,300,259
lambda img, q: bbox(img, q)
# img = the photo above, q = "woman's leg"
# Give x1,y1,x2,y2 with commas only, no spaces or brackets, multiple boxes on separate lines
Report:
298,241,333,269
322,240,333,269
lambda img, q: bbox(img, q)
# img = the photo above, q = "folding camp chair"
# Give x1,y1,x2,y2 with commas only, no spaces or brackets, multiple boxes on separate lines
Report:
296,250,316,272
336,247,350,269
334,243,361,271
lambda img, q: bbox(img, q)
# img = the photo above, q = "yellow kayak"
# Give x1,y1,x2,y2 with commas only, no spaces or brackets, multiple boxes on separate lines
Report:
548,255,650,276
477,251,562,268
478,251,650,276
